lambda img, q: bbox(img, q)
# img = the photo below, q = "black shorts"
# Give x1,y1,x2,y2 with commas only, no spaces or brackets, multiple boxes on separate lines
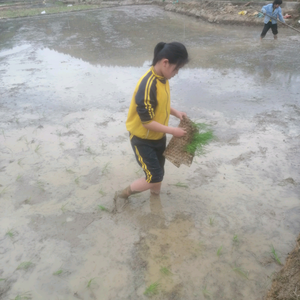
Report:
261,22,278,37
130,134,166,183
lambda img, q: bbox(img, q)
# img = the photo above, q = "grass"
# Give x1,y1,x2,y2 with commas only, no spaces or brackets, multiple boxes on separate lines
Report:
102,162,110,174
34,144,42,155
232,265,249,279
17,158,24,167
65,168,75,174
13,292,32,300
97,205,108,212
0,4,100,19
53,269,63,276
170,182,188,188
185,122,214,156
233,234,239,243
201,285,211,297
217,245,223,256
87,277,96,288
160,267,172,276
61,203,68,213
98,188,106,196
35,180,45,191
17,261,33,270
6,228,17,239
271,244,282,265
144,281,160,296
85,147,94,155
16,174,23,182
209,216,215,226
59,142,65,147
74,176,81,185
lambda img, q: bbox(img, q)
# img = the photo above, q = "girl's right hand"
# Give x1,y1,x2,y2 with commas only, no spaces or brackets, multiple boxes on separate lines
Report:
172,127,187,137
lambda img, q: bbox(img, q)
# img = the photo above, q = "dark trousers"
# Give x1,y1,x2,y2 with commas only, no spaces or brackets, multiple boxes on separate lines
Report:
261,22,278,38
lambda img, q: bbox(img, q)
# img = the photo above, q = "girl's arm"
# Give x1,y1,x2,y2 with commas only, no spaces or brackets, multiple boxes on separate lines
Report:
143,121,186,137
170,107,187,120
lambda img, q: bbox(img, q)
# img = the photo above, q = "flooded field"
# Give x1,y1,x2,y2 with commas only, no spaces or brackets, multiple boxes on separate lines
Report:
0,5,300,300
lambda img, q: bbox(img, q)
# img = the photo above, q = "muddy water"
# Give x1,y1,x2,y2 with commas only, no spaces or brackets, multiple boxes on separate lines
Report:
0,5,300,300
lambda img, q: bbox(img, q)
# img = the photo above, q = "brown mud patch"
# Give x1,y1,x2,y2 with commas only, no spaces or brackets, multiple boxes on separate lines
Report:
265,234,300,300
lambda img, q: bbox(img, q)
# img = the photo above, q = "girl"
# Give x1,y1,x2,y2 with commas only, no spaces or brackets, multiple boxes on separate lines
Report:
260,0,285,40
113,42,189,213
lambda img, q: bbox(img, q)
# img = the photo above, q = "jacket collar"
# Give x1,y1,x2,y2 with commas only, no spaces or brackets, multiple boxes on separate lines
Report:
151,66,166,83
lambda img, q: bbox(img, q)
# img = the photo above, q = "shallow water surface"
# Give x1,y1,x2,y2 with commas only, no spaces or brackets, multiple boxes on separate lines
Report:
0,5,300,300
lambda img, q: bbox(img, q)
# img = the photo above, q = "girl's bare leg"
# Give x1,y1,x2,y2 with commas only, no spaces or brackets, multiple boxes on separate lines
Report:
130,178,161,195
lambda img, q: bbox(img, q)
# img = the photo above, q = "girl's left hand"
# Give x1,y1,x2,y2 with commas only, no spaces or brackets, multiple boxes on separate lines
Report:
177,111,187,120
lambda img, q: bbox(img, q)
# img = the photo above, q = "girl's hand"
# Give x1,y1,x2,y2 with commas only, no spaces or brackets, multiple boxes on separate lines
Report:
172,127,187,137
176,111,187,120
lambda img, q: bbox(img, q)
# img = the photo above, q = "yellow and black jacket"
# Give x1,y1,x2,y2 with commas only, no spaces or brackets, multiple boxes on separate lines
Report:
126,67,170,140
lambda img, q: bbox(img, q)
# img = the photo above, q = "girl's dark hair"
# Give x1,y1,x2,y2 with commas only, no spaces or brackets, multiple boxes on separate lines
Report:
152,42,189,68
273,0,282,5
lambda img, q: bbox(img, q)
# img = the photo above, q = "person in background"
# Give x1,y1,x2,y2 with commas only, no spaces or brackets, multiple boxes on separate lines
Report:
260,0,285,40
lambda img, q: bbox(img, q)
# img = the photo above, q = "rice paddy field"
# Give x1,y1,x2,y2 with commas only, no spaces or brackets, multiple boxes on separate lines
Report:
0,5,300,300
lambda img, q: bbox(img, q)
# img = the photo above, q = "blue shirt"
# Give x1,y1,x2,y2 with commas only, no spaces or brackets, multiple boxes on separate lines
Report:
261,3,284,24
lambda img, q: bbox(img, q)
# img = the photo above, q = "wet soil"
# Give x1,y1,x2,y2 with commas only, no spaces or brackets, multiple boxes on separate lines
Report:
0,4,300,300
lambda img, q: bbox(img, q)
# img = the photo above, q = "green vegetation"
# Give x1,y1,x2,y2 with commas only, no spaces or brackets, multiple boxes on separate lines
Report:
87,277,96,288
85,146,94,155
61,203,68,213
97,205,108,212
17,261,33,270
14,292,32,300
53,269,63,276
144,281,160,296
160,267,172,276
271,245,282,265
6,228,17,239
74,176,81,185
233,234,239,243
65,168,75,174
201,285,211,297
217,246,223,256
232,265,249,279
34,144,42,155
98,188,106,196
185,122,214,156
170,182,188,188
102,162,110,174
209,216,215,226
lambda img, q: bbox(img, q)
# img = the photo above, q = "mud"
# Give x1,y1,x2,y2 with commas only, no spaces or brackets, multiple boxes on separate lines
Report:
0,5,300,300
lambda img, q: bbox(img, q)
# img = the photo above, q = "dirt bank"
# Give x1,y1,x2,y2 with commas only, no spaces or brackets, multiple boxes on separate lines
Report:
265,234,300,300
163,1,300,27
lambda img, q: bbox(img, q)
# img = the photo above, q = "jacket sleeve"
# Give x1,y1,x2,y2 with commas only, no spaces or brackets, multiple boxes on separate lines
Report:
261,4,267,13
135,78,157,124
278,7,285,22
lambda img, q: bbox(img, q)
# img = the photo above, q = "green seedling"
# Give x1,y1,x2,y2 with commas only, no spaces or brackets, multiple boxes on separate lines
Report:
18,135,25,141
232,266,249,279
24,197,31,204
36,180,45,191
6,228,17,239
0,187,8,196
233,234,239,243
53,269,63,276
170,182,188,188
79,139,84,147
101,142,107,150
17,158,24,167
61,203,68,213
17,261,33,270
65,168,75,174
87,277,96,288
2,129,6,139
85,147,94,155
34,144,42,155
201,285,211,297
16,174,23,182
74,176,81,185
24,137,30,147
144,281,160,296
271,245,282,265
209,217,215,226
217,246,223,256
160,267,172,276
59,142,65,147
98,188,106,196
185,122,214,156
14,292,32,300
97,205,108,212
56,130,62,137
102,162,110,174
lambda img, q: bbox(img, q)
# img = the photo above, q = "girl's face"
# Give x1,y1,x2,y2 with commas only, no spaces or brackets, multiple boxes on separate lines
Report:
161,60,181,80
